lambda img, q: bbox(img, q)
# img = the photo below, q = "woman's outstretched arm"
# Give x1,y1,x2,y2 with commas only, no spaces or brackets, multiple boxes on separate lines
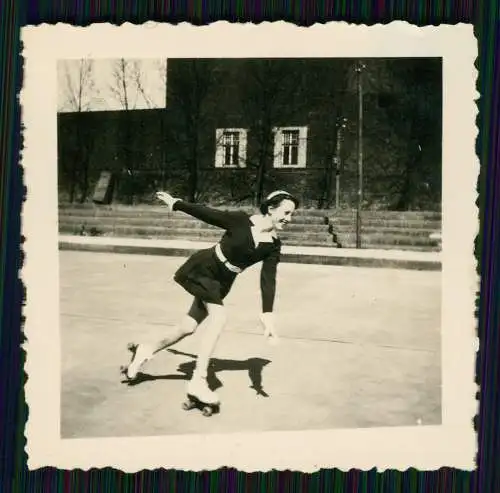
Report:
156,191,244,230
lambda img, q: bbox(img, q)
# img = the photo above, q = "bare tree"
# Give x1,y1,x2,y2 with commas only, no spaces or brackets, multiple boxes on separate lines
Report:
131,62,150,109
167,59,217,201
108,58,169,202
109,58,137,110
131,59,169,192
157,59,168,108
155,59,168,189
60,58,97,112
108,59,138,202
59,59,98,202
109,58,165,110
239,60,303,205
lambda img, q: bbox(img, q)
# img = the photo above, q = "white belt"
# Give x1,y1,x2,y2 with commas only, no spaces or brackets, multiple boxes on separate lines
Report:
215,244,242,274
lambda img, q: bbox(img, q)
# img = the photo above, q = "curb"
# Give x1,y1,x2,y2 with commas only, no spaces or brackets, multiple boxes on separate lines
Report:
59,238,442,272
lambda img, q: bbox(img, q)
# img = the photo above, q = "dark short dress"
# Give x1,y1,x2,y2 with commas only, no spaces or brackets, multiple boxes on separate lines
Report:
171,201,281,324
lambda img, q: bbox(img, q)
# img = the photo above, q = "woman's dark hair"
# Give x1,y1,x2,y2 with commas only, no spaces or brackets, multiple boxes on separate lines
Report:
259,191,300,214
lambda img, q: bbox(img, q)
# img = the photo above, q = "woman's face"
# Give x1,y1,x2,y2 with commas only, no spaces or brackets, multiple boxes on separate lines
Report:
268,199,296,230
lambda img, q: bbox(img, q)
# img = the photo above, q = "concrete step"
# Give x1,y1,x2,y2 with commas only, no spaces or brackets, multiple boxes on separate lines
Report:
60,215,439,240
59,203,442,220
59,211,441,233
58,205,442,253
336,233,438,248
327,210,442,220
58,211,329,227
58,223,337,247
339,243,439,252
59,219,332,238
60,215,332,233
59,223,439,251
329,217,442,229
331,225,440,237
59,203,331,218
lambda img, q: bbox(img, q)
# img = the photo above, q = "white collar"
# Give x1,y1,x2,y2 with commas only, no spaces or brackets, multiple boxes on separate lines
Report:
249,214,276,246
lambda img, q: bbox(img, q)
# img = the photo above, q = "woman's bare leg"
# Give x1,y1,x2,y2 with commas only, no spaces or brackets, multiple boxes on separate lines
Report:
187,303,227,403
124,315,199,380
123,297,209,380
151,315,198,353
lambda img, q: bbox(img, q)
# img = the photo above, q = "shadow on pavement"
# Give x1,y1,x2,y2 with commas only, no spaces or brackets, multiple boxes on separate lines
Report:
121,348,272,397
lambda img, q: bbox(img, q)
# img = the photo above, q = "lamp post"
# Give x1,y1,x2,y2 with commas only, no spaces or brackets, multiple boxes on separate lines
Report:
334,116,348,209
354,60,366,249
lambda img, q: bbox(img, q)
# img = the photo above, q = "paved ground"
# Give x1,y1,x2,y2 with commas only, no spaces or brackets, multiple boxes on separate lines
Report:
60,250,442,439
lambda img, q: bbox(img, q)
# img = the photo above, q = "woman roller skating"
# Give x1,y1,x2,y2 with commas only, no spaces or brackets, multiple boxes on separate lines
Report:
121,190,299,414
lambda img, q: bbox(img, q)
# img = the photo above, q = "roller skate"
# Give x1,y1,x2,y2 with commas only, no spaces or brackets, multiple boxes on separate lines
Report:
120,343,154,382
182,377,220,417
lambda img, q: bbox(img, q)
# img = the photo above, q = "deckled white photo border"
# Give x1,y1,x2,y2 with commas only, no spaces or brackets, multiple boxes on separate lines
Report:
21,21,479,472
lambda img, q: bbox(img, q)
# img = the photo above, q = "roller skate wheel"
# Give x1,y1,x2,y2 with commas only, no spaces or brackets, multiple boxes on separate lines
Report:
182,400,195,411
202,406,213,417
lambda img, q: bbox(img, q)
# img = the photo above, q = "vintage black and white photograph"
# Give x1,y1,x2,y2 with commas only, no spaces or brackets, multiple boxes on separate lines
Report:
22,22,478,472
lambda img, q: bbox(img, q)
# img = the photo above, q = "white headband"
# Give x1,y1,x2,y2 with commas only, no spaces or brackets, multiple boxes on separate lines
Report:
265,190,292,201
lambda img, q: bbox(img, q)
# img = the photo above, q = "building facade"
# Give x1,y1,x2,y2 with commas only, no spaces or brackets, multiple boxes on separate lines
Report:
58,57,442,210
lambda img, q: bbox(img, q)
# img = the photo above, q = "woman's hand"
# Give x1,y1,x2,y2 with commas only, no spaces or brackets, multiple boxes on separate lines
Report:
156,191,180,211
260,312,280,345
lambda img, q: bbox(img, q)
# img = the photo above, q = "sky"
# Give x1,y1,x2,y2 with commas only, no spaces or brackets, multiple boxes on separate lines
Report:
57,58,167,112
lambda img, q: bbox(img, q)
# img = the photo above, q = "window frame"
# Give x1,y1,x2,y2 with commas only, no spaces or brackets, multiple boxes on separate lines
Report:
214,128,248,169
273,126,308,169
